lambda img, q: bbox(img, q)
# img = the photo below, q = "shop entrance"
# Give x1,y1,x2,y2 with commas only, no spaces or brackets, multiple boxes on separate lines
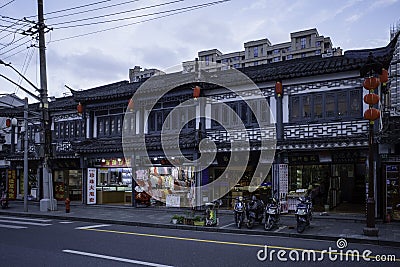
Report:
54,170,82,201
288,163,365,213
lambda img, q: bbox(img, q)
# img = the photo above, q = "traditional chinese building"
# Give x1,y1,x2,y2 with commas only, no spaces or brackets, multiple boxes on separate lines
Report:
0,31,398,220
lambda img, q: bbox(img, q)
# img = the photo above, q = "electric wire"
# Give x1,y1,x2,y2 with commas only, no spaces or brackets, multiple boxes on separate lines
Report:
0,37,32,57
13,45,35,95
0,34,30,51
53,0,229,29
0,18,33,43
0,19,21,34
49,0,182,24
1,45,29,60
24,0,112,19
50,0,229,42
0,0,15,9
45,0,142,20
0,16,33,27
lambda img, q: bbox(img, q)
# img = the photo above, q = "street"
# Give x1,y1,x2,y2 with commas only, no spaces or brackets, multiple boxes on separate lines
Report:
0,214,399,266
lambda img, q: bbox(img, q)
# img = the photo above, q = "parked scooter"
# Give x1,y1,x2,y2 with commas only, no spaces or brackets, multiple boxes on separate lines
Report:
264,190,280,231
295,196,312,233
1,190,9,209
246,195,264,229
233,196,246,229
205,199,222,226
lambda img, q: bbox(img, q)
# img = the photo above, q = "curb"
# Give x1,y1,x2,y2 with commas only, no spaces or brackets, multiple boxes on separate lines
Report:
1,210,399,248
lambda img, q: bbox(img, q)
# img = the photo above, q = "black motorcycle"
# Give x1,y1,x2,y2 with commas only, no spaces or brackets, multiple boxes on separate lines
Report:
246,196,264,229
1,190,9,209
233,196,245,229
264,193,280,231
295,196,312,233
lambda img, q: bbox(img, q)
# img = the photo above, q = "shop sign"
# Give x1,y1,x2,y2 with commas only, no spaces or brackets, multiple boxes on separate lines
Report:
87,168,97,205
7,170,16,199
273,164,288,214
99,158,131,167
289,155,319,164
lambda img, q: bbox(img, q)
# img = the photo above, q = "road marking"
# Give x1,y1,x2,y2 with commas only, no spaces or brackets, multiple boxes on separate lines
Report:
0,215,52,223
81,228,400,262
62,249,174,267
0,224,27,229
59,221,75,224
75,224,110,230
0,219,51,226
274,226,287,232
220,222,235,228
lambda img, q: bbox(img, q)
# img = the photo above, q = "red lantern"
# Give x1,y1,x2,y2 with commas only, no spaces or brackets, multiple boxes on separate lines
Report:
77,102,83,114
379,68,388,84
363,93,380,105
275,81,283,96
364,108,380,121
193,86,201,99
363,77,380,90
128,98,134,111
5,118,11,127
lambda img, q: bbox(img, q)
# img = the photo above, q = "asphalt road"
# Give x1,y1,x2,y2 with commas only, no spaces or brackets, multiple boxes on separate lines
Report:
0,215,399,267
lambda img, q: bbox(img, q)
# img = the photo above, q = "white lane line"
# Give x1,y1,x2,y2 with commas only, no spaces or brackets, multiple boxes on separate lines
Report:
0,219,51,226
75,224,110,230
59,221,75,224
274,226,287,232
0,216,52,223
63,250,174,267
0,224,27,229
220,222,235,229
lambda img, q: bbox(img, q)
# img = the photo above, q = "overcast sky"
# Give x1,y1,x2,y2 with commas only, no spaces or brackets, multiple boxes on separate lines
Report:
0,0,399,101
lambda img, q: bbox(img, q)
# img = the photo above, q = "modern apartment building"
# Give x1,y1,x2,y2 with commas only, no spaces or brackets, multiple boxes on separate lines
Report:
183,28,342,72
129,65,166,83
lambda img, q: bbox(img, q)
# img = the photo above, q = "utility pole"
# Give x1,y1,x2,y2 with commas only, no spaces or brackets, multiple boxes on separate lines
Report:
37,0,56,211
24,97,28,212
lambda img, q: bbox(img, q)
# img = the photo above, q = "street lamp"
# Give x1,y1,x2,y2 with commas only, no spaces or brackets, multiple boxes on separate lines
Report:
361,53,383,236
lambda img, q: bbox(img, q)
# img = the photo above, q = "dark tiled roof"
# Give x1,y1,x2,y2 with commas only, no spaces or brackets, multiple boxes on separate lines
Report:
71,81,135,102
71,35,399,102
49,96,77,111
73,138,122,153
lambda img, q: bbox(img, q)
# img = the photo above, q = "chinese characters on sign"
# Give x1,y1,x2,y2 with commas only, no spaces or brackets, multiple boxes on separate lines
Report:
87,168,96,204
7,170,16,199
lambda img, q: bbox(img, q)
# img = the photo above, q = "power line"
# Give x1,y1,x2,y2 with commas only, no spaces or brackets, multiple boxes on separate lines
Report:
50,0,230,42
0,34,29,51
51,0,183,26
53,0,229,29
0,37,33,57
1,45,29,60
14,45,36,95
0,0,15,9
24,0,112,18
46,0,142,20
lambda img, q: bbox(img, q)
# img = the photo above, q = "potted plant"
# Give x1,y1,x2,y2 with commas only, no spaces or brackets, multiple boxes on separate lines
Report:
171,215,184,224
171,214,180,224
193,216,205,226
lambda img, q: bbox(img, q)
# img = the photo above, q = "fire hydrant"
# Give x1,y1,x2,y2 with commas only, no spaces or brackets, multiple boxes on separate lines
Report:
65,198,71,213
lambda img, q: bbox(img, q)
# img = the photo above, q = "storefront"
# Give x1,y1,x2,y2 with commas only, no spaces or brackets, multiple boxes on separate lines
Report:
287,149,367,212
134,165,195,207
54,169,82,201
52,158,82,201
90,157,133,205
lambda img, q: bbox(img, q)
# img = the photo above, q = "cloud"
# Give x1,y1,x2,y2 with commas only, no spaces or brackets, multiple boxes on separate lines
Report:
45,48,129,95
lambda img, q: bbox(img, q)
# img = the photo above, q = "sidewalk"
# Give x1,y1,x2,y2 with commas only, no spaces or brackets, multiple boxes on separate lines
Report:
1,200,399,247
